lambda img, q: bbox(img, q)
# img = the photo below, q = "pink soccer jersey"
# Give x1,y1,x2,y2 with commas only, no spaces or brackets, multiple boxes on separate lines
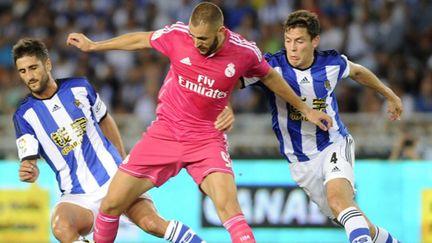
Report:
149,22,270,140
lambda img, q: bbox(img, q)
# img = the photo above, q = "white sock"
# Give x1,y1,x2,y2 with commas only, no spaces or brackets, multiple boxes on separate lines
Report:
372,225,400,243
337,207,373,243
164,220,180,241
163,220,205,243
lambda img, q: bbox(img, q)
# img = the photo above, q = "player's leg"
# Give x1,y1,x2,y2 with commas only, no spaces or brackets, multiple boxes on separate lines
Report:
93,170,155,243
370,224,400,243
125,198,167,237
125,198,205,243
327,180,400,243
184,136,253,242
354,210,401,243
200,172,255,243
94,122,181,243
326,178,373,243
325,135,400,243
51,202,93,242
324,135,373,243
120,120,204,242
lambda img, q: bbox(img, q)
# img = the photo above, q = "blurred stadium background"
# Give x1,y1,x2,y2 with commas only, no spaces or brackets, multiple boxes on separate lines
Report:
0,0,431,242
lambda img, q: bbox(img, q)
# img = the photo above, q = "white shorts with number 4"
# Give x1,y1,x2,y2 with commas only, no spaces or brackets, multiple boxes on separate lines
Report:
289,135,355,219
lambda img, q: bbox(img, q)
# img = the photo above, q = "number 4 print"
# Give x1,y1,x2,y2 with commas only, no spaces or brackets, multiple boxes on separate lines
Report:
330,152,338,164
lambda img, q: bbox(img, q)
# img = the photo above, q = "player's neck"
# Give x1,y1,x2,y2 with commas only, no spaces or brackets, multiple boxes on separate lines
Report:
302,55,315,69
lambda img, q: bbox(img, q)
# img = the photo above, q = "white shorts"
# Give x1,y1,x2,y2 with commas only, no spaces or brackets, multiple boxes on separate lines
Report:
54,180,152,236
289,135,355,219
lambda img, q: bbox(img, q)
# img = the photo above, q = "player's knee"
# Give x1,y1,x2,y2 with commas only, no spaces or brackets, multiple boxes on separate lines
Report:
52,220,78,242
100,196,123,215
212,195,229,211
212,194,240,216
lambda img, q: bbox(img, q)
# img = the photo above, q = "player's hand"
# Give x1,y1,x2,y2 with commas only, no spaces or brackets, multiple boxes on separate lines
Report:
19,160,39,183
304,109,333,131
387,96,403,121
66,33,95,52
215,106,235,132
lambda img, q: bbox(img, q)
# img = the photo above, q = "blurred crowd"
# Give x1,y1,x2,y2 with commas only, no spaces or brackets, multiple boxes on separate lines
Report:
0,0,432,159
1,0,432,119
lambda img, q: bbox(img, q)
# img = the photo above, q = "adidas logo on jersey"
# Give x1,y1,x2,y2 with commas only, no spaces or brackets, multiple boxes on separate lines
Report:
299,77,310,84
180,57,192,66
331,166,340,172
52,104,61,112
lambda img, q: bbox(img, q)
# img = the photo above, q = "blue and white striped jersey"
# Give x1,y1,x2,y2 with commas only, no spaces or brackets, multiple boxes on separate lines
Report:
244,49,350,163
13,77,122,194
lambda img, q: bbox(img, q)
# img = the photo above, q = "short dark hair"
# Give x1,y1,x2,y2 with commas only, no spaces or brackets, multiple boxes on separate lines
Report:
12,38,49,64
284,10,320,39
190,2,224,28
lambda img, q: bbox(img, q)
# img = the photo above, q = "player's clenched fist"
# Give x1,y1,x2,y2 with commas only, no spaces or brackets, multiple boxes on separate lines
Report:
66,33,94,52
387,96,403,121
19,160,39,183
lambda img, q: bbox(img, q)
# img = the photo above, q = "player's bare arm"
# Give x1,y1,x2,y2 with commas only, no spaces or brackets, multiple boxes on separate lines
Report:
19,159,39,183
66,32,153,52
215,105,235,132
214,81,243,132
348,61,403,120
99,113,127,159
260,68,333,131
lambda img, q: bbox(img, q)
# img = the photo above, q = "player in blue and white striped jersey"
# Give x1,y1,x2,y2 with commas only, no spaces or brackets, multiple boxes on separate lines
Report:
243,10,402,243
12,38,205,243
14,76,121,195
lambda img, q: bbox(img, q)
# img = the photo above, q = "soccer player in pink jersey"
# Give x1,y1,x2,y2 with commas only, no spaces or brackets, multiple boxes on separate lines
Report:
67,2,332,243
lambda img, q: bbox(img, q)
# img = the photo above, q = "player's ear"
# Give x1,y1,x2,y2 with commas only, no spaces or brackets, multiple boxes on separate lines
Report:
217,25,225,34
45,58,52,72
312,35,320,49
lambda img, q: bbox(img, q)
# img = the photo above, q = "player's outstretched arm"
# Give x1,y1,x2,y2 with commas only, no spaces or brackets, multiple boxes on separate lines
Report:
19,159,39,183
66,32,153,52
260,68,333,131
348,61,403,121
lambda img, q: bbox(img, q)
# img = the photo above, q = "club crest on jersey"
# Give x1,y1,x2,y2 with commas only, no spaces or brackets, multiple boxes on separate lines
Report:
324,80,331,90
74,99,83,109
224,63,236,78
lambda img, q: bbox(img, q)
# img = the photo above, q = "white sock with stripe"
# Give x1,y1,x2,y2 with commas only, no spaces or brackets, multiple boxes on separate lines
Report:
163,220,205,243
372,225,400,243
337,207,373,243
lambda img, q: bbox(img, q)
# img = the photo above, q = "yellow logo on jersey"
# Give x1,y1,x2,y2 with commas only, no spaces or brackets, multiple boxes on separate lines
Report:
288,97,327,121
50,117,87,155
